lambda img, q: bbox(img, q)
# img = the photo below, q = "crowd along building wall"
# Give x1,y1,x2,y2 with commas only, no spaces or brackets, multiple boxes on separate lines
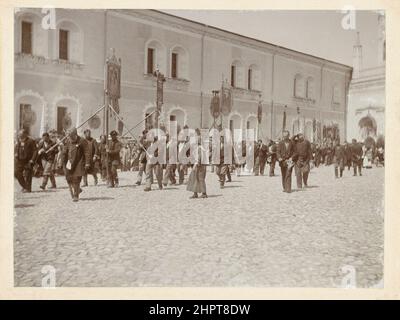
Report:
15,8,352,143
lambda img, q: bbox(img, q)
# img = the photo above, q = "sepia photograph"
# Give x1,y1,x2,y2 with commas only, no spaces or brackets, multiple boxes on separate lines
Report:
10,6,387,290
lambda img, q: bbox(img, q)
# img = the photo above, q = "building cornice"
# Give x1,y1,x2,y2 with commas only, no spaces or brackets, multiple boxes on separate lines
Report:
110,9,352,74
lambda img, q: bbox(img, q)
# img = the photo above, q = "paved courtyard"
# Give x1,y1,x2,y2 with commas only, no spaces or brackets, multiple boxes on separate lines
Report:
14,165,384,288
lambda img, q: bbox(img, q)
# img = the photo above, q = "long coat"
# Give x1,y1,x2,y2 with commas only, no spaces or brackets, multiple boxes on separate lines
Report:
62,136,90,178
277,140,295,166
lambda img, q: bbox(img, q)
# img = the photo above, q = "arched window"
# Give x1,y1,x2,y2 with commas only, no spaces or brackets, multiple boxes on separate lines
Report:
55,20,83,63
248,64,261,91
145,39,166,75
294,74,305,98
306,77,315,99
333,85,341,104
231,60,244,88
15,11,49,58
170,46,189,80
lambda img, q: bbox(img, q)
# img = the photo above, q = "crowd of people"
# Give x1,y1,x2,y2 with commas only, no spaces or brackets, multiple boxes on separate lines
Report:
14,126,384,202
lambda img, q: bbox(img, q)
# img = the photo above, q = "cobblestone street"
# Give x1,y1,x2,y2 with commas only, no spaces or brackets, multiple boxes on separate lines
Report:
14,165,384,288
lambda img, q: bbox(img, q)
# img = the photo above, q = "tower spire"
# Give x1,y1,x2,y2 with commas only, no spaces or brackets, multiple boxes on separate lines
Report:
353,31,363,78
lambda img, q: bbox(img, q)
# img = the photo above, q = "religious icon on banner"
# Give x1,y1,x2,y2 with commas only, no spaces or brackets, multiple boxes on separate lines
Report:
62,113,72,131
210,91,220,119
106,63,121,99
220,86,232,116
89,114,101,129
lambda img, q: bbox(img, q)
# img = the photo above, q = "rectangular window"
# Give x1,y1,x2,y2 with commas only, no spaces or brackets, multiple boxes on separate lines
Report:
19,104,32,134
229,120,234,132
147,48,154,74
247,121,250,130
57,106,68,134
171,52,178,78
59,29,69,60
248,69,252,90
21,21,32,54
170,115,176,122
231,65,236,87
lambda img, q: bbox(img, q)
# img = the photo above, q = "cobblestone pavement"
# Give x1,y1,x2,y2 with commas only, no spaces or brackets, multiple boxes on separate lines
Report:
14,165,384,287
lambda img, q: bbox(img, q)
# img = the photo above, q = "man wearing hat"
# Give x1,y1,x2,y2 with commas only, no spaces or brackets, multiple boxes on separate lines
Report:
14,129,37,192
37,132,58,190
62,128,90,202
106,130,122,187
277,130,295,193
350,138,363,176
293,133,312,189
82,129,99,187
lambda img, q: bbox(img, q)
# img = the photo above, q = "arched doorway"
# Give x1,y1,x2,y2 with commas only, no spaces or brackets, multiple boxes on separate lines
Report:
228,113,243,140
304,121,313,141
168,108,186,135
53,96,81,135
358,115,377,139
246,115,258,141
15,90,46,138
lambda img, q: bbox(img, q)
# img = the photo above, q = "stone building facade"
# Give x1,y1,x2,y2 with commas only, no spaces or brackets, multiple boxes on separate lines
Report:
15,9,352,142
347,13,385,144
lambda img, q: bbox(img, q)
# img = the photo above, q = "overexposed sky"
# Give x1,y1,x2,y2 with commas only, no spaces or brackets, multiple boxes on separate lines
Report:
162,10,382,68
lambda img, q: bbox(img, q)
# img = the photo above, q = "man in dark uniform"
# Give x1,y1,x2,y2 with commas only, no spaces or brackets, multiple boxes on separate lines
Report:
254,139,269,176
135,130,148,186
293,133,312,189
344,141,352,170
268,140,277,176
350,138,363,176
37,132,58,190
14,129,37,192
62,128,90,202
106,130,122,187
82,129,99,187
98,134,108,181
277,130,295,193
332,140,346,178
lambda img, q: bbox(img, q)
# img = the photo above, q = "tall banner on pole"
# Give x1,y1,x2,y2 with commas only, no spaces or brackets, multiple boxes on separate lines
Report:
154,70,166,129
105,48,121,135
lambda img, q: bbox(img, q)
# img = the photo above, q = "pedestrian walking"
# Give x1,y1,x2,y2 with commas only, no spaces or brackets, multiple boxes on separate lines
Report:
293,133,312,189
14,129,37,193
106,130,122,187
82,129,99,186
37,132,58,190
277,130,295,193
62,128,90,202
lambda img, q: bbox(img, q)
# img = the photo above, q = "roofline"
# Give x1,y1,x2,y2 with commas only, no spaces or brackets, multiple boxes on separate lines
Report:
150,9,352,70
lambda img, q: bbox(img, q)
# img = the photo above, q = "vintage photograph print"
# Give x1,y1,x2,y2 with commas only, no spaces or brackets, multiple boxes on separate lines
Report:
13,8,384,288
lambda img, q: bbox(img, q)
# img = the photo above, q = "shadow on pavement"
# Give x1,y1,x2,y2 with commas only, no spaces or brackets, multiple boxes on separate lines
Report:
14,204,35,208
80,197,114,201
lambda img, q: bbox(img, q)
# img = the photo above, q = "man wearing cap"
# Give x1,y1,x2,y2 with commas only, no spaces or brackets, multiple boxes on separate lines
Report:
135,130,148,186
14,129,37,192
37,132,58,190
350,138,363,176
62,128,90,202
82,129,99,187
277,130,295,193
106,130,122,187
293,133,312,189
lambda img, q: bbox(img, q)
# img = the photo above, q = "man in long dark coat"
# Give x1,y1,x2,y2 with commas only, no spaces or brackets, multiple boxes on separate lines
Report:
62,128,90,202
37,132,58,190
350,138,363,176
14,129,37,192
82,129,99,187
277,130,295,193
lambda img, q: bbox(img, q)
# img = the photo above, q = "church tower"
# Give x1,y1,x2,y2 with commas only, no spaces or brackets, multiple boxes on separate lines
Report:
377,12,386,66
352,32,363,78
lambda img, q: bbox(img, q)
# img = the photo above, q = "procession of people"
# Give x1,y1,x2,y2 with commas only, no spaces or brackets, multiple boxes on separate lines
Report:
14,125,384,202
